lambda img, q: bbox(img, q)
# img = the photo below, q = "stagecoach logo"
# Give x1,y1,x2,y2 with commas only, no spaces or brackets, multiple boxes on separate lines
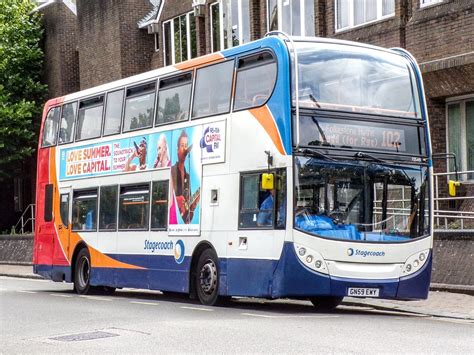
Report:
347,248,386,257
174,239,185,264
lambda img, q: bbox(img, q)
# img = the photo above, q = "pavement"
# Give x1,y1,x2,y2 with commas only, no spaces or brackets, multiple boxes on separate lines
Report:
1,264,473,321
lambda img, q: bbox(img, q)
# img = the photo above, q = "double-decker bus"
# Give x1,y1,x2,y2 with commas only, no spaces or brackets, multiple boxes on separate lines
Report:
34,33,433,308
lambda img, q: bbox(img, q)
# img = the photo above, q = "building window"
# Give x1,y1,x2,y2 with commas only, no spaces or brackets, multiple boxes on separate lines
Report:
420,0,443,8
210,0,251,52
163,12,197,66
267,0,315,37
336,0,395,31
447,98,474,180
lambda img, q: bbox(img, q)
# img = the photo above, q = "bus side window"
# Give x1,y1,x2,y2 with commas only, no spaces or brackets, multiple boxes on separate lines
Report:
76,96,104,141
119,184,150,230
41,107,61,147
123,82,156,132
58,102,77,144
192,60,234,119
151,180,169,230
156,73,192,126
72,189,98,231
103,90,124,136
59,193,69,227
234,52,277,111
99,185,118,231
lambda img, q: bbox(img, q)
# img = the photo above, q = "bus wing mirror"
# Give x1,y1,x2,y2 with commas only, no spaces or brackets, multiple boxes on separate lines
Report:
448,180,460,197
261,173,274,190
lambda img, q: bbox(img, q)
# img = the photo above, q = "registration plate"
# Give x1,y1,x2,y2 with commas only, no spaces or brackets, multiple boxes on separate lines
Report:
347,287,380,297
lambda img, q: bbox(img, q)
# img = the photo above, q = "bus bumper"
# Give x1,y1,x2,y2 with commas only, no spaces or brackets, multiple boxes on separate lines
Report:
271,242,431,300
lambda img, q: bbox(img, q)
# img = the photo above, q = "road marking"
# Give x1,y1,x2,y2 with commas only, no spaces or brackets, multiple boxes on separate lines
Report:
79,295,112,302
241,313,339,319
180,306,214,312
50,294,73,298
130,301,159,306
16,290,37,294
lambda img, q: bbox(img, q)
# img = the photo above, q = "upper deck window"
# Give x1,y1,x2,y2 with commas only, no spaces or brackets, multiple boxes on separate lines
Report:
76,96,104,141
192,60,234,119
58,102,77,144
41,107,61,147
103,89,124,136
123,82,156,133
234,52,277,111
156,73,192,125
294,42,421,119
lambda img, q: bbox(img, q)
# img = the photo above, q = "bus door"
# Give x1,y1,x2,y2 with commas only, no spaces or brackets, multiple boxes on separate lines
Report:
227,169,287,296
55,186,72,264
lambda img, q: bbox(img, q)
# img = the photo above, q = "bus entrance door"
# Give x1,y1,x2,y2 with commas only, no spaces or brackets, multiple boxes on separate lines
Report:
54,187,72,267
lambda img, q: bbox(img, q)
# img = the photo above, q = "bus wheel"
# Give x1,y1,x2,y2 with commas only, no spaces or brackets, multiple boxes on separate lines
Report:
74,247,91,295
195,249,220,306
309,296,344,311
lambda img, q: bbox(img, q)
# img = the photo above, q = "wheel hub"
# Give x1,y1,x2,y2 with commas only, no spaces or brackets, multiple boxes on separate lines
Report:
78,256,90,287
199,259,217,294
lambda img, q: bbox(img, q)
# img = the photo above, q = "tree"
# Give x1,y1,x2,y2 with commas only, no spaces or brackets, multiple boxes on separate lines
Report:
0,0,47,179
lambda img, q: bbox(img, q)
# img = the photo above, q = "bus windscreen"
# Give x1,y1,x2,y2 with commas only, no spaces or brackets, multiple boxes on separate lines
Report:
294,42,421,119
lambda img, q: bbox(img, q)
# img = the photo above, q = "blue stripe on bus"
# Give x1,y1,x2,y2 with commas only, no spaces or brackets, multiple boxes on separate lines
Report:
34,242,431,300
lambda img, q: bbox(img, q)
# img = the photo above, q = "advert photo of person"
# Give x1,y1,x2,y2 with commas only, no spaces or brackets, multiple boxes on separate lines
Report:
124,137,148,171
171,129,200,224
153,133,171,168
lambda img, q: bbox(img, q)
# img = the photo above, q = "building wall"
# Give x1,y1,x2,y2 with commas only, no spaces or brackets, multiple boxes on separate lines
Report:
41,2,80,98
76,0,154,89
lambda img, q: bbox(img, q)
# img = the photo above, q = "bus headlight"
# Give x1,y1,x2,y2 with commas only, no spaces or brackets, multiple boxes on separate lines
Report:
294,243,329,275
402,250,429,277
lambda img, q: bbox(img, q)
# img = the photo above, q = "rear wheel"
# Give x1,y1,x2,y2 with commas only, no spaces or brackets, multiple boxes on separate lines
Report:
310,296,344,311
74,248,91,295
195,249,220,306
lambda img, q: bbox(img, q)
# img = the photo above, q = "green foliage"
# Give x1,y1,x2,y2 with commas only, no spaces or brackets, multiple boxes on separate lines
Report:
0,0,47,178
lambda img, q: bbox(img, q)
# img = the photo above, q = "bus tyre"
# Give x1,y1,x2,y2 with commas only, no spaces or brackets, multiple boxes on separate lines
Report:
195,249,220,306
74,247,92,295
310,296,344,311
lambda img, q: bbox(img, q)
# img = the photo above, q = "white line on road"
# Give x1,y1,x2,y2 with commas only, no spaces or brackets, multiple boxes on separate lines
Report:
50,294,73,298
130,301,159,306
180,306,214,312
16,290,37,294
79,295,112,302
241,313,340,319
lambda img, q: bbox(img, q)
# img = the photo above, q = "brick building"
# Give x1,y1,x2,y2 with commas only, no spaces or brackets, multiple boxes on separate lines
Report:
1,0,471,232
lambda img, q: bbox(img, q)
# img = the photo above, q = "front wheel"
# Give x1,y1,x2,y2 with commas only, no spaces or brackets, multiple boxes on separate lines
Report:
195,249,220,306
310,296,344,311
74,247,92,295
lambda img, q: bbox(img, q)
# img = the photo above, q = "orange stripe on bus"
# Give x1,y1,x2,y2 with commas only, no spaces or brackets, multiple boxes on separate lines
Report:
173,53,224,71
249,106,286,155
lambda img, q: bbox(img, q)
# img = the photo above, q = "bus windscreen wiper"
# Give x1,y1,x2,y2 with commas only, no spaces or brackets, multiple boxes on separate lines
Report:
300,148,336,162
354,151,386,163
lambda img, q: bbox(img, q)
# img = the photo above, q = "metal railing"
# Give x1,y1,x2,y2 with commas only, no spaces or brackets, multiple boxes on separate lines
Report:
13,204,35,234
433,170,474,232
